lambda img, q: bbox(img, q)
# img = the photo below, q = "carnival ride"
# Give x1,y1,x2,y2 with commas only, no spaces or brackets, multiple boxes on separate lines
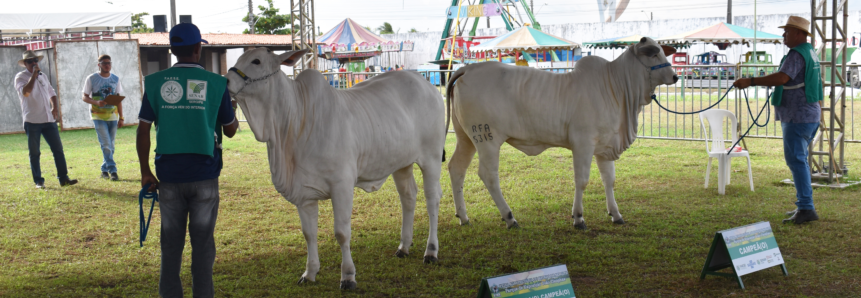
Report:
315,18,415,87
468,25,580,67
317,18,388,66
433,0,556,67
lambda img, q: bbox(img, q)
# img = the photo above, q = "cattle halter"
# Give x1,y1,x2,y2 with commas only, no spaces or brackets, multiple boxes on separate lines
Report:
228,67,281,96
632,49,672,97
633,51,671,76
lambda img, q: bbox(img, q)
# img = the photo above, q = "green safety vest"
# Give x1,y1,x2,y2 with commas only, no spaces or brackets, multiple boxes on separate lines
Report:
771,42,823,106
144,67,226,156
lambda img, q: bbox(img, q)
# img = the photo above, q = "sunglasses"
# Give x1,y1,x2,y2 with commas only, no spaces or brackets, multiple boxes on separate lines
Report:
25,58,39,64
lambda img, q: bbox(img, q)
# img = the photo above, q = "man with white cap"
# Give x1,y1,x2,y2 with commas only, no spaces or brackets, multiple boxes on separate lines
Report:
14,50,79,189
136,23,238,298
733,16,822,225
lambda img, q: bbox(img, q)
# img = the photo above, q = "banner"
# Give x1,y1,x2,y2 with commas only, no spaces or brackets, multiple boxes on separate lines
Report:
447,6,468,19
484,4,502,16
476,264,575,298
721,222,785,276
468,5,485,17
449,4,505,18
700,221,788,289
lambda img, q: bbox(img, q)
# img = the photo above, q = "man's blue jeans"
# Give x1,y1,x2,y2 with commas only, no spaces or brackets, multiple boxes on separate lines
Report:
782,122,819,210
92,120,118,173
23,122,69,184
158,178,220,298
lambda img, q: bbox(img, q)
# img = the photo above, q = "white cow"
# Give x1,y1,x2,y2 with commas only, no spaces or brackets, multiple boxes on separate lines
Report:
227,48,446,290
445,37,678,230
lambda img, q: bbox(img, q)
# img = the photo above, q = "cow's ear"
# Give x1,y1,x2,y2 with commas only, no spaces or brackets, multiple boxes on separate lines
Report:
638,44,662,57
660,45,677,56
278,49,311,66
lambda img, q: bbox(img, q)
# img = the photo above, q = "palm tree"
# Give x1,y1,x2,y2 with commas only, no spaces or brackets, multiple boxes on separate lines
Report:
376,22,395,34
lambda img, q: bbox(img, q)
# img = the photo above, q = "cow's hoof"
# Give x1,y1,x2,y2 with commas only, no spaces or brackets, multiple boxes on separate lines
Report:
423,256,438,264
340,280,357,290
507,221,520,229
395,249,409,258
574,222,587,230
460,219,471,226
613,218,626,225
298,276,314,285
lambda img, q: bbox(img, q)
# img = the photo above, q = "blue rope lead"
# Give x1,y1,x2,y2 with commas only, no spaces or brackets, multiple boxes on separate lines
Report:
139,184,158,247
728,87,772,155
651,85,735,115
650,84,773,156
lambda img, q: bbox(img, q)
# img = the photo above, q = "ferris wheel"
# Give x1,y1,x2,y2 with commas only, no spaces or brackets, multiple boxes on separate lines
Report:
434,0,541,62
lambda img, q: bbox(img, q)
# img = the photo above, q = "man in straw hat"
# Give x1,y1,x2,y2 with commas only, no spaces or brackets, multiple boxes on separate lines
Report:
14,50,79,189
733,16,821,225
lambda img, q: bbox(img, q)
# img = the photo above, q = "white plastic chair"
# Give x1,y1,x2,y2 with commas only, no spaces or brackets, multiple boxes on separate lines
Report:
699,109,754,195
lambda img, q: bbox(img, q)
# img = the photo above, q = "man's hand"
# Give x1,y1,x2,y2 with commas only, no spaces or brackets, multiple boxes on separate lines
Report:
32,64,41,77
733,78,752,89
51,106,59,121
118,119,124,128
141,171,159,192
98,101,107,107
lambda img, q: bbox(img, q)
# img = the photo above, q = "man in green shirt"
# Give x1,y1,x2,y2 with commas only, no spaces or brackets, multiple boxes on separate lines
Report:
136,23,238,298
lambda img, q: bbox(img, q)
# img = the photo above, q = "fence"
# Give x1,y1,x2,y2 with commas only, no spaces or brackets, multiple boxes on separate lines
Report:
233,65,859,144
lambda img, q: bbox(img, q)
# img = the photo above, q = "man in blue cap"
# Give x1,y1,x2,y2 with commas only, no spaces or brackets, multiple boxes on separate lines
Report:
136,23,238,297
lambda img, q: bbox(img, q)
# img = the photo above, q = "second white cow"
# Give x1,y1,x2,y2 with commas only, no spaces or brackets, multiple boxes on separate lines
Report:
227,48,445,290
445,37,678,230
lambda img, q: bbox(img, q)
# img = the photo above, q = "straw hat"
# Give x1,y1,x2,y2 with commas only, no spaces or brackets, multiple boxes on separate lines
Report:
17,50,43,67
778,16,813,37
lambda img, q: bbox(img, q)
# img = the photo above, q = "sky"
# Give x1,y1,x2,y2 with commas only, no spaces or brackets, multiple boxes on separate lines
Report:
5,0,860,35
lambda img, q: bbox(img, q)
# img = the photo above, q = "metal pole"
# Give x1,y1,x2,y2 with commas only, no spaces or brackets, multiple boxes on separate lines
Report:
248,0,254,34
841,0,848,173
170,0,177,28
727,0,732,24
829,0,837,181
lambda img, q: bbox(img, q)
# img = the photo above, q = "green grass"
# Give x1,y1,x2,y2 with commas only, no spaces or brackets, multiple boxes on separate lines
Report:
1,123,860,297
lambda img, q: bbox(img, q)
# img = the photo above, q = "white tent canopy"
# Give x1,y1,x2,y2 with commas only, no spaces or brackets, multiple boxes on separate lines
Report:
0,13,132,36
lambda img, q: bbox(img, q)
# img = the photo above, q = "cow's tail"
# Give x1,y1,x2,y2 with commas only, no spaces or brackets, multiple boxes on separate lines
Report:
443,67,468,162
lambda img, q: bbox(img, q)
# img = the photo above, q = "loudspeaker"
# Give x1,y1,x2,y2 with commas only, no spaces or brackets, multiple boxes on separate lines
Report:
179,15,192,24
153,15,167,32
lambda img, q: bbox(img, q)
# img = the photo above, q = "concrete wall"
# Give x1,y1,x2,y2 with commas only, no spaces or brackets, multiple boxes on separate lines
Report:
0,46,27,134
0,46,59,134
373,11,861,70
55,40,143,130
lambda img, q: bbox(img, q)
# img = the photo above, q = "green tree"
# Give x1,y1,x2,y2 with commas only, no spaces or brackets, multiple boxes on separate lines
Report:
376,22,395,34
408,28,418,33
242,0,295,34
131,12,154,33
